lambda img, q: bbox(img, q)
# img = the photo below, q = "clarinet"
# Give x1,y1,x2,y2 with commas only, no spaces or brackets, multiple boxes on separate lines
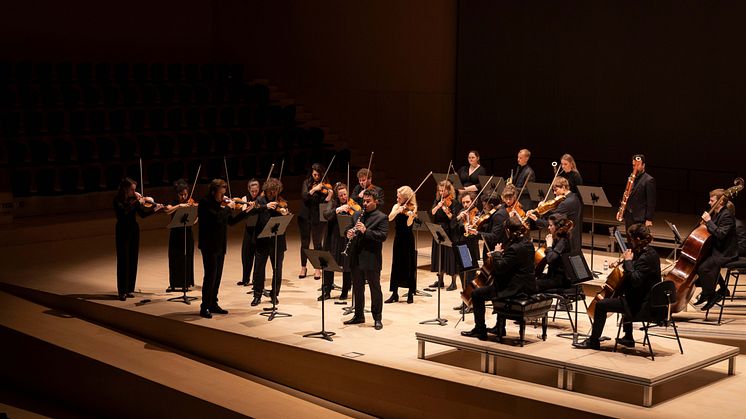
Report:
341,211,366,256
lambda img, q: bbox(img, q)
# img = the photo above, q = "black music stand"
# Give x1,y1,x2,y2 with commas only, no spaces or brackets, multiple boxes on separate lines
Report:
166,206,198,305
258,214,293,321
420,222,452,326
478,176,505,197
454,243,479,327
578,185,611,277
413,210,432,297
665,220,683,262
433,172,463,190
303,249,341,341
557,251,594,344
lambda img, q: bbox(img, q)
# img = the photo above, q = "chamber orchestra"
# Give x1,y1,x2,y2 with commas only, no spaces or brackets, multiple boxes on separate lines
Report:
115,149,746,352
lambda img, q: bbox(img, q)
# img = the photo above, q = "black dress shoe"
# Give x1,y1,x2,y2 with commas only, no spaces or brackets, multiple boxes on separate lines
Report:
693,293,707,306
384,294,399,303
126,293,135,298
461,327,488,341
701,294,723,311
263,290,271,297
211,306,229,315
338,293,348,301
718,287,731,298
344,317,365,325
573,338,600,350
118,294,127,301
446,282,457,291
236,280,248,286
374,320,383,330
616,336,635,348
407,293,414,304
453,302,466,311
317,293,331,301
166,287,174,293
251,296,262,306
487,326,506,337
200,309,212,319
428,280,445,288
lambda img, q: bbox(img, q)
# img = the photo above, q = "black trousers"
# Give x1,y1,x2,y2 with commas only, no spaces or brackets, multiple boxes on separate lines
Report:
697,254,730,297
322,270,352,295
590,297,632,340
115,223,139,295
252,247,285,297
352,267,382,320
241,228,256,284
472,284,498,329
201,252,225,310
298,219,325,266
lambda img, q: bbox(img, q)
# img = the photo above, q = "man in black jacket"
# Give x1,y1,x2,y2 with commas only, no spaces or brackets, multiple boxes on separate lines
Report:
351,168,385,207
251,178,289,307
343,189,389,330
479,186,514,260
528,177,583,252
696,189,738,311
574,224,661,350
622,154,656,230
462,216,536,340
512,149,535,211
198,179,251,318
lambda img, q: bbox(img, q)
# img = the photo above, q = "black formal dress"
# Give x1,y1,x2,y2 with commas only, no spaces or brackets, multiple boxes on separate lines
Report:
536,236,570,291
622,171,656,230
348,207,388,321
321,203,352,297
351,184,385,207
167,200,195,290
197,197,248,311
389,212,417,294
251,196,289,298
298,179,328,268
697,207,738,298
588,245,661,341
430,199,460,276
513,164,535,210
458,165,487,190
535,192,583,253
114,196,156,297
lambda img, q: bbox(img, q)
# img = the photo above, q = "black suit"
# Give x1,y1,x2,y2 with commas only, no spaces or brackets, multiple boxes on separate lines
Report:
623,171,656,229
513,164,535,210
590,245,661,340
351,184,385,207
251,195,289,297
697,207,738,297
480,206,509,260
535,192,583,252
198,197,248,311
348,207,388,320
471,236,536,329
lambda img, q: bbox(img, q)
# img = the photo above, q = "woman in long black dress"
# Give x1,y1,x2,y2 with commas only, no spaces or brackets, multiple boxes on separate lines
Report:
113,177,162,301
385,185,418,304
320,183,354,300
430,180,460,290
164,179,197,292
457,150,487,195
298,163,332,279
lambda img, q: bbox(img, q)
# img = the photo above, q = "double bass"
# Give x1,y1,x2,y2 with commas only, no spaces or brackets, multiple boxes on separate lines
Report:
667,177,744,312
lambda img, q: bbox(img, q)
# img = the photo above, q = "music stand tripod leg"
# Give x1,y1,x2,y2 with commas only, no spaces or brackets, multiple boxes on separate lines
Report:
168,221,197,304
261,231,292,320
420,242,448,326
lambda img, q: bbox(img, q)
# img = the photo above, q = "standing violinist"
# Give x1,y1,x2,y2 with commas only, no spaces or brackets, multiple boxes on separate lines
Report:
695,188,738,311
621,154,656,230
429,180,460,290
197,179,252,318
165,179,197,292
457,150,487,194
237,179,262,286
574,224,660,350
352,168,385,206
113,177,163,301
527,177,583,253
251,178,289,306
461,216,536,340
298,164,333,280
536,214,574,291
385,186,418,304
512,149,535,211
320,183,354,301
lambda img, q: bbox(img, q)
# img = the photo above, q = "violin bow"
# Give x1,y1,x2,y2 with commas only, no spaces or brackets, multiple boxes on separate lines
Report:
223,156,232,198
539,161,560,206
265,163,275,184
188,164,201,202
366,151,374,175
278,159,285,182
463,175,494,212
320,154,336,184
402,171,433,207
138,157,145,196
347,162,350,190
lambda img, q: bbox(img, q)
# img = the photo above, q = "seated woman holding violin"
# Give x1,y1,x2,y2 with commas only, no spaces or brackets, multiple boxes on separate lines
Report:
535,214,574,292
299,163,333,280
574,224,660,350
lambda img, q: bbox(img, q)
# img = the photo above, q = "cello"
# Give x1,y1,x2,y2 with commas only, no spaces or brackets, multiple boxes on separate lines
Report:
667,177,744,312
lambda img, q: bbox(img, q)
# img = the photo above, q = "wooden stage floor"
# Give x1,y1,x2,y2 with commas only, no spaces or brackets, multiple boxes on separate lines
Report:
1,212,745,417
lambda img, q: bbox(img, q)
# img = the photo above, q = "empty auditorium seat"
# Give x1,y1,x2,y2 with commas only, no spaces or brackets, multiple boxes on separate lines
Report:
55,62,73,83
167,63,182,82
75,137,96,162
204,107,217,129
109,109,126,132
95,63,112,82
150,63,165,82
76,63,93,83
82,165,103,191
89,110,106,132
133,63,148,82
219,107,235,127
166,108,182,130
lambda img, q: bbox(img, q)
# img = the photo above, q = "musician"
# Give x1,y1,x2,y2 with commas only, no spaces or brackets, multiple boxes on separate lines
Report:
385,186,418,304
696,189,738,311
250,178,288,306
299,164,333,280
527,177,583,253
237,179,262,286
536,214,574,291
574,224,660,350
461,216,536,340
165,179,196,292
558,153,583,201
320,183,354,301
451,192,482,312
512,149,535,211
114,178,162,301
197,179,251,318
429,179,460,290
457,150,487,194
622,154,656,230
351,168,385,206
343,190,389,330
479,185,516,260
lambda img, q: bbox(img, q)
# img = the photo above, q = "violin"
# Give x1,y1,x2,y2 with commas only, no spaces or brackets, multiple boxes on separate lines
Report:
389,201,417,225
135,192,162,209
312,180,334,195
344,198,363,215
505,201,525,218
522,194,566,224
461,206,479,236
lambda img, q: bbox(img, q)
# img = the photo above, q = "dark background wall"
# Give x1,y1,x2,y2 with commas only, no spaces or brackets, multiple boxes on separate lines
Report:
457,0,745,214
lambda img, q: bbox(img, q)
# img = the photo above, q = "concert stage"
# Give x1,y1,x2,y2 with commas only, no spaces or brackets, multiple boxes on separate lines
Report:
1,210,745,417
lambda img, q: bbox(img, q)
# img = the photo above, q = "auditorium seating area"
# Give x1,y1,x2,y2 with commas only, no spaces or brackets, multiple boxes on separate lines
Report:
1,61,330,197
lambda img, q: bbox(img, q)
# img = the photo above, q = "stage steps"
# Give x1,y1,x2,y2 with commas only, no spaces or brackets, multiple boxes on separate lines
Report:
0,290,356,419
